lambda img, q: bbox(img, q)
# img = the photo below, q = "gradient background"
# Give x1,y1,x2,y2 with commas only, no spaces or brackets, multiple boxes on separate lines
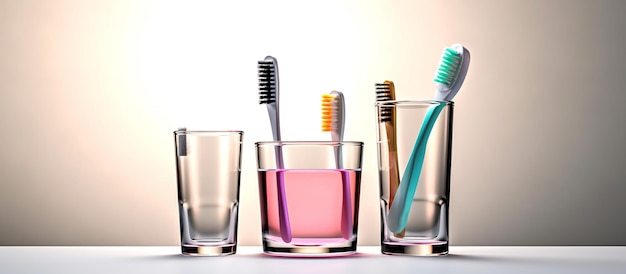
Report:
1,0,625,246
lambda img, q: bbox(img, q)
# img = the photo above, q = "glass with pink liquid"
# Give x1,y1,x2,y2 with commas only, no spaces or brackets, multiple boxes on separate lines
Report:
255,141,364,257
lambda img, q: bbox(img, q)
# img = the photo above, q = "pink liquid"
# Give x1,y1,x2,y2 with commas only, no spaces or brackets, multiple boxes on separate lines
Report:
258,169,361,244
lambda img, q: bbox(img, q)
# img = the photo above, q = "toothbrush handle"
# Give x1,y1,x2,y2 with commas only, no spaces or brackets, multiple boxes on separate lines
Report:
267,104,292,242
334,145,353,240
274,141,292,243
385,122,401,208
385,122,406,238
340,169,352,240
276,169,291,242
387,104,445,233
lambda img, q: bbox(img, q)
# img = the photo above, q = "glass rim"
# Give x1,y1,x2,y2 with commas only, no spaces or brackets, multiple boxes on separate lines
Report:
173,130,243,135
255,141,363,146
374,100,454,107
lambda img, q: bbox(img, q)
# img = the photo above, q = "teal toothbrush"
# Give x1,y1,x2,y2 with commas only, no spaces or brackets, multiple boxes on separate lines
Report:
387,44,470,233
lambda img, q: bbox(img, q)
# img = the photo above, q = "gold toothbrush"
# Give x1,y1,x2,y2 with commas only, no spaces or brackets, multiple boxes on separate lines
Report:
376,81,405,238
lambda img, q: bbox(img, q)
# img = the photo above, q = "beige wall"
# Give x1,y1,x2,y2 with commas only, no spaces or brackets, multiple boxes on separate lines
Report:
1,0,625,246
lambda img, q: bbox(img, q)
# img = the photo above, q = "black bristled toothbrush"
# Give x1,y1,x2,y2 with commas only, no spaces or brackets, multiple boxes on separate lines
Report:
258,56,292,243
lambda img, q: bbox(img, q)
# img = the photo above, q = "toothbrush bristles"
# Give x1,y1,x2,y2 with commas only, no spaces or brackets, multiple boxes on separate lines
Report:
375,83,393,122
321,94,335,132
375,83,392,101
258,61,276,104
433,47,462,86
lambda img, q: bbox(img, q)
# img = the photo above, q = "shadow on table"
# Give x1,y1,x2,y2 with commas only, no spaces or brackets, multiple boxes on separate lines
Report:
133,251,625,271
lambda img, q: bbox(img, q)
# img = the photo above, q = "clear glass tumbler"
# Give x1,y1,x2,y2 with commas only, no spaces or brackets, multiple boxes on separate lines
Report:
173,130,243,256
255,141,364,257
375,100,453,256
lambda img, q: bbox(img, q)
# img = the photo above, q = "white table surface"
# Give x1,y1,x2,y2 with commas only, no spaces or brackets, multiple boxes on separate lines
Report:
1,246,624,274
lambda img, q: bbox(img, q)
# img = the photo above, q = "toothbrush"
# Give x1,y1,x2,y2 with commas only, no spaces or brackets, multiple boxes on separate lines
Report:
258,56,292,242
321,91,352,240
387,44,470,233
375,82,400,207
375,81,405,238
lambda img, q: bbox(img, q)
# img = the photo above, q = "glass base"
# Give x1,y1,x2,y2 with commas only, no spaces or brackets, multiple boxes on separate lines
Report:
381,242,448,256
181,244,236,256
262,240,357,257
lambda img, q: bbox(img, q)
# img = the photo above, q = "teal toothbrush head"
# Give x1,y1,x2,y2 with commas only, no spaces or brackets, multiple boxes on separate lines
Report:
433,44,470,101
386,44,470,233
